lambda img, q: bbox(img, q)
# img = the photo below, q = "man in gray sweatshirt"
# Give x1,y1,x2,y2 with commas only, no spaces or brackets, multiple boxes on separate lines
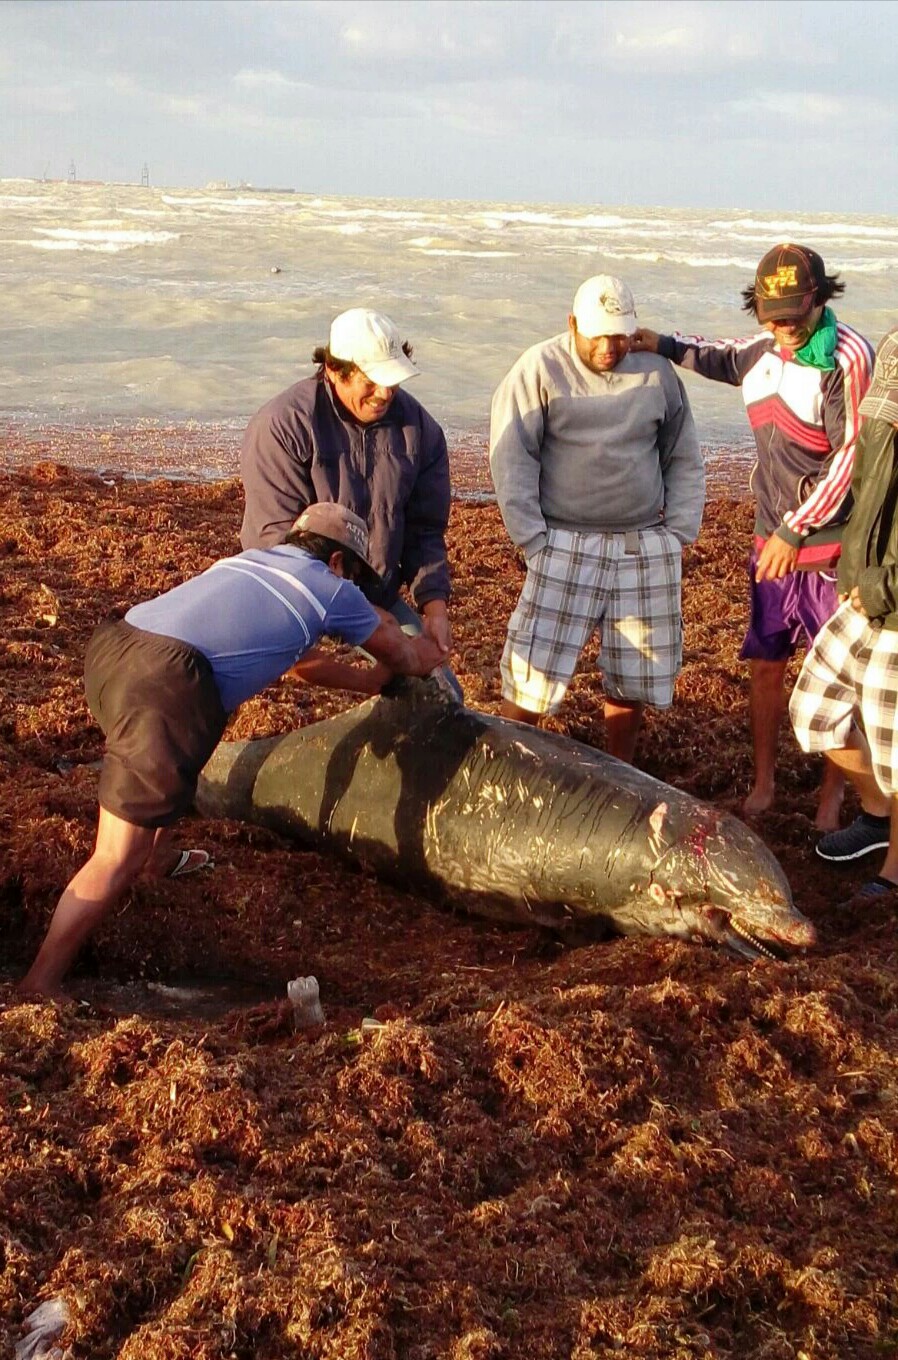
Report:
489,275,705,763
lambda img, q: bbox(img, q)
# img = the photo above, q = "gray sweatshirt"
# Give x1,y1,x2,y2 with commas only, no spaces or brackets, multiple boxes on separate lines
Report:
489,332,705,558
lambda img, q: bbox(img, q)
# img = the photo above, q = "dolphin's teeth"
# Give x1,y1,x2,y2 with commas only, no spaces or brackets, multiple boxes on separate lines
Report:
730,918,778,960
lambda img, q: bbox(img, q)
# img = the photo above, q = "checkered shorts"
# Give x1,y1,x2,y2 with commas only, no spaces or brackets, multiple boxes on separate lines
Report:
789,601,898,795
500,525,683,715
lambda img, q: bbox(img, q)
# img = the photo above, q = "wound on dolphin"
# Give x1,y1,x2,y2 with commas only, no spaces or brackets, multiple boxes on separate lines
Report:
195,678,816,961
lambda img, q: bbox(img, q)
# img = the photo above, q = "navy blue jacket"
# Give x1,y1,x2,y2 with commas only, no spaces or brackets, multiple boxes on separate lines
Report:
239,374,451,609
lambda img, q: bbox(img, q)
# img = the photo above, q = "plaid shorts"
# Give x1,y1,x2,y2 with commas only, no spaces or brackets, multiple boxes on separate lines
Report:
789,601,898,795
500,525,683,715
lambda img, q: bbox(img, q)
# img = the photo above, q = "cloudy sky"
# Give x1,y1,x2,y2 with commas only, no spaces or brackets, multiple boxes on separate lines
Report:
3,0,897,212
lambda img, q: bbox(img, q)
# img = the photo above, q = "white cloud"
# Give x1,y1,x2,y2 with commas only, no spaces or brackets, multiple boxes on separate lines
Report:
732,92,835,123
165,95,209,119
336,2,505,69
613,28,691,52
7,81,79,115
559,1,827,73
105,74,140,96
233,68,315,94
729,90,892,126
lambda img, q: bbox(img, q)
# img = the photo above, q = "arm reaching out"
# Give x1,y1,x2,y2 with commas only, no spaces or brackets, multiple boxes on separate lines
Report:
289,646,390,695
365,612,449,677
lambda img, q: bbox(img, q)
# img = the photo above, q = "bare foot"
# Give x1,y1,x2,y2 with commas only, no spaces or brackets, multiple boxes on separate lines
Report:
145,848,212,881
14,978,71,1003
742,784,774,818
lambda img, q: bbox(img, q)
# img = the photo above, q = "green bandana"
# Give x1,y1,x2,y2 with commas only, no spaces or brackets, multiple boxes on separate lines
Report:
793,306,837,371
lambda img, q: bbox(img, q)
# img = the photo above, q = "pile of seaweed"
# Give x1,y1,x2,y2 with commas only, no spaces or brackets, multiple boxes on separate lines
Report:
1,459,897,1360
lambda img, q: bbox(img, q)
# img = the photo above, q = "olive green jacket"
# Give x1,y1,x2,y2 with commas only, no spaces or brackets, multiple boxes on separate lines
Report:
837,418,898,628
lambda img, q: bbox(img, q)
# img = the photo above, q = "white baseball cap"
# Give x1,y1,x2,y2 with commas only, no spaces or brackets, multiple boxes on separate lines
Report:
328,308,419,386
571,275,638,338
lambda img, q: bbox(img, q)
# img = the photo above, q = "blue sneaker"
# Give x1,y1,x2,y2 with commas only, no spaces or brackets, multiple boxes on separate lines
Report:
816,814,890,863
837,876,898,909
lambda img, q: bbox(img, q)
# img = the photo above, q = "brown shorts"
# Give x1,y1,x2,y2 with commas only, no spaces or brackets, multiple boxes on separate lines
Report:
84,619,228,828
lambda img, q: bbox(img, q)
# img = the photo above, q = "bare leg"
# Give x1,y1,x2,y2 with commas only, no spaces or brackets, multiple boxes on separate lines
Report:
143,827,208,880
500,699,540,726
813,758,845,833
17,808,156,997
604,698,644,764
823,732,897,883
743,658,788,816
821,728,891,817
144,826,175,877
877,798,898,885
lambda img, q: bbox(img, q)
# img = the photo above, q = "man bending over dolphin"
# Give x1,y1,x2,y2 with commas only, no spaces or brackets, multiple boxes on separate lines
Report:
490,275,704,763
18,503,446,997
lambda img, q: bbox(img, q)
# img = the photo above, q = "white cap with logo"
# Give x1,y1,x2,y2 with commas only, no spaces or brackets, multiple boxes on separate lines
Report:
328,308,419,386
571,275,638,339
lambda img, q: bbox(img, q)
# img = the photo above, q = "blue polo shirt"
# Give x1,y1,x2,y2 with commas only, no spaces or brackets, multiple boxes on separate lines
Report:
126,545,380,711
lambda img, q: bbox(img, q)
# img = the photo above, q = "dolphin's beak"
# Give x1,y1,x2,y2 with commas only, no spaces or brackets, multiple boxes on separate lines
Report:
722,911,816,962
721,921,782,962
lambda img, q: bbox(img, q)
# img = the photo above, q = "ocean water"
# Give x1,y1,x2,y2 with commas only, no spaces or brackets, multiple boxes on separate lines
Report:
2,179,897,472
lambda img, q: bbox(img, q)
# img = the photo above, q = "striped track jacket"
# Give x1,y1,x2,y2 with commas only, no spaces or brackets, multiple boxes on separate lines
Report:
658,321,874,566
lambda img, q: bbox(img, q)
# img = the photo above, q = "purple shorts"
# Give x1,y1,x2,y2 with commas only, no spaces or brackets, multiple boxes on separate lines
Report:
739,550,839,662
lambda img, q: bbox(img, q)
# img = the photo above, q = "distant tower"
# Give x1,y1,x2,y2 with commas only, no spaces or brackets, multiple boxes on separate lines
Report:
68,160,76,183
141,162,150,188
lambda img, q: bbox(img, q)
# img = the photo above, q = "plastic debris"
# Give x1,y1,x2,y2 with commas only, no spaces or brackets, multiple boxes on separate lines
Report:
287,976,325,1029
37,583,60,628
15,1298,71,1360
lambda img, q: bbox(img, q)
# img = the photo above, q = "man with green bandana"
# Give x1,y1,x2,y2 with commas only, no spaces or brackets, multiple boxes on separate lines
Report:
632,244,874,828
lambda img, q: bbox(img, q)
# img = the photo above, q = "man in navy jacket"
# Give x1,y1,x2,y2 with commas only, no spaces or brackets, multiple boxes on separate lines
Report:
240,308,458,694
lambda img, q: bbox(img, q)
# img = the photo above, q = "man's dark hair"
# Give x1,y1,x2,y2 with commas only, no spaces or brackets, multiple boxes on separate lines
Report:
312,341,415,379
283,528,366,582
741,273,846,318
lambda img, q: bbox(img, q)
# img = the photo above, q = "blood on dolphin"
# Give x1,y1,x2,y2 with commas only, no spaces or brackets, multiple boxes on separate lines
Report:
195,678,815,961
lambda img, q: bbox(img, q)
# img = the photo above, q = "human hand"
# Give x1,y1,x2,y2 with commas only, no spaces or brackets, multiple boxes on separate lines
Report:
421,602,452,655
365,661,394,693
630,328,661,353
412,633,450,676
754,535,798,582
848,585,868,617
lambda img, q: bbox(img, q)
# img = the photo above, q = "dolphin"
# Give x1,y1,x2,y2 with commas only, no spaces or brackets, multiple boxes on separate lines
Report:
195,679,815,961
